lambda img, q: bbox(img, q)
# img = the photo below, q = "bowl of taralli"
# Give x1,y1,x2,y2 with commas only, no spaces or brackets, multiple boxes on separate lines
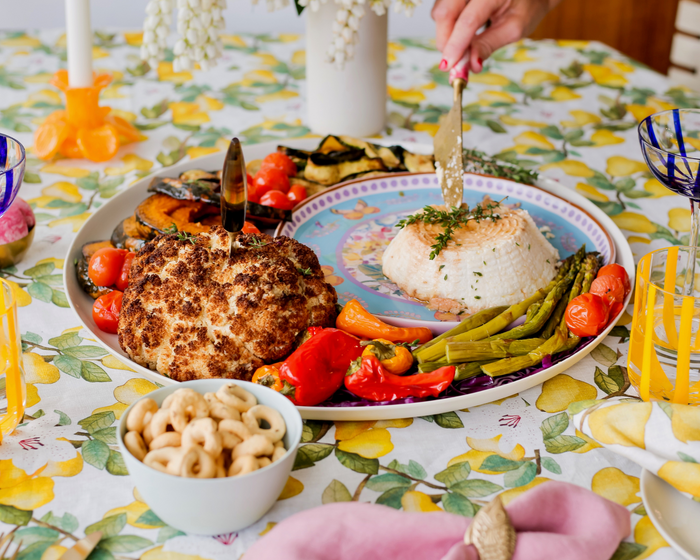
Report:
117,379,303,535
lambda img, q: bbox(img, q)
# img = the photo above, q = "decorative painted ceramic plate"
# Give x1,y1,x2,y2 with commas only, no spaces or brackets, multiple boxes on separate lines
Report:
275,172,615,333
641,469,700,560
64,139,634,421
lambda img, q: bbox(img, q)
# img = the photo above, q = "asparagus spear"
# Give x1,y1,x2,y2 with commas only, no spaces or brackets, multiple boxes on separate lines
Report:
525,302,541,324
445,338,546,362
481,253,599,378
540,251,596,338
413,305,508,357
487,254,580,341
418,360,455,373
455,360,496,381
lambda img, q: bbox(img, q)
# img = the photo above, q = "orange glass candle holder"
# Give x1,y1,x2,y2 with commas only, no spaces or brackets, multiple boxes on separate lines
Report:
33,70,141,163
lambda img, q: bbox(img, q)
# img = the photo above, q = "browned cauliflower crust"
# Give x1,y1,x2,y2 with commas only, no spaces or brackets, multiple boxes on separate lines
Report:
118,226,337,381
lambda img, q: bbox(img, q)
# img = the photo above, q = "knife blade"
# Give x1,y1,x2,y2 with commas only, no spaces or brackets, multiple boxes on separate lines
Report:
220,137,248,254
434,52,469,209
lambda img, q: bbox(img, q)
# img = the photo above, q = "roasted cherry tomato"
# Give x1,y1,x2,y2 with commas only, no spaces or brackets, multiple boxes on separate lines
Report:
93,290,123,334
246,173,260,203
88,247,127,287
260,189,295,210
590,274,625,307
597,263,630,295
253,165,290,196
114,252,136,292
242,221,261,234
262,152,297,176
287,184,307,205
565,293,610,338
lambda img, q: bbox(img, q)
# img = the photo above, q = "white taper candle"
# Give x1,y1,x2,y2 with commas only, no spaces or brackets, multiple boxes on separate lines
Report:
65,0,93,88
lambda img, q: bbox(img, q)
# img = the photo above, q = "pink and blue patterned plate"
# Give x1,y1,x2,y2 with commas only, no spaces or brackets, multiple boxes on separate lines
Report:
276,172,615,333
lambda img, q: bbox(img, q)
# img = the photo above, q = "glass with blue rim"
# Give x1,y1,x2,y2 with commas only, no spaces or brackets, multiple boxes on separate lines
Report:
639,108,700,296
0,134,26,219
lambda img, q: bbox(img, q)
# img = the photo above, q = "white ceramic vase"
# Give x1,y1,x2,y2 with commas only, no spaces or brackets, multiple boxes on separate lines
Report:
305,1,388,137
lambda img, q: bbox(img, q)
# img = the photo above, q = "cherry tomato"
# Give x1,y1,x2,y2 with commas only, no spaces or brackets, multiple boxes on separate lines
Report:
260,189,295,210
565,293,610,338
262,152,297,176
597,263,630,295
246,173,260,203
93,290,123,334
287,184,307,205
88,247,127,287
590,274,625,307
242,221,261,234
254,165,290,196
115,252,136,292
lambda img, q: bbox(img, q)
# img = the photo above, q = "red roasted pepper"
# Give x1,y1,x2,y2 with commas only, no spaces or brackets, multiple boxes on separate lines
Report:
279,328,362,406
344,355,455,402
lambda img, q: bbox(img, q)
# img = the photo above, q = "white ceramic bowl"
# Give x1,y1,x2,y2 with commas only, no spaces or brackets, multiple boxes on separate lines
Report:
117,380,302,535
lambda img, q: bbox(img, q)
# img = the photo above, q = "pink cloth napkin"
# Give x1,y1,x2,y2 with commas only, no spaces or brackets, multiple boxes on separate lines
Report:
245,481,630,560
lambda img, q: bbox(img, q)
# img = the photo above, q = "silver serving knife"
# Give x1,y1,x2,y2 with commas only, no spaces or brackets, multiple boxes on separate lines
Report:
433,52,469,208
220,137,248,255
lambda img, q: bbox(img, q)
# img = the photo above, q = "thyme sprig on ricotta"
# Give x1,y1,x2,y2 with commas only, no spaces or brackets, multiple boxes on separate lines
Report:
396,198,506,260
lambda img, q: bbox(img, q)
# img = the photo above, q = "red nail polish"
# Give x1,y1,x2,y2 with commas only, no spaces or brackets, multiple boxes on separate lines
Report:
439,59,448,71
477,57,483,68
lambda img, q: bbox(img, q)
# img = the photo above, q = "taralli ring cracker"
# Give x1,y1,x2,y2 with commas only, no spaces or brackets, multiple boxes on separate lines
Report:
124,385,288,479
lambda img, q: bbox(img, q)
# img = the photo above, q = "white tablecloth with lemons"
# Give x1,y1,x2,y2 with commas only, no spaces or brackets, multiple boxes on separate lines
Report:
0,29,693,559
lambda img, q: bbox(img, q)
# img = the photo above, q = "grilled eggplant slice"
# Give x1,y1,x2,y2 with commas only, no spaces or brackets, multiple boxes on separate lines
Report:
305,155,386,185
111,216,155,251
404,152,435,173
179,169,219,183
148,176,220,205
76,240,114,299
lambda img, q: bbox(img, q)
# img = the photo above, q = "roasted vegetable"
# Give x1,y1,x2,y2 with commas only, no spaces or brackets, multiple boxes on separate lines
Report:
361,339,414,375
136,193,220,234
111,215,155,251
404,152,435,173
279,328,363,406
345,355,455,402
318,135,348,153
148,176,219,205
336,299,433,344
305,155,386,185
179,169,219,183
76,240,114,299
148,176,292,224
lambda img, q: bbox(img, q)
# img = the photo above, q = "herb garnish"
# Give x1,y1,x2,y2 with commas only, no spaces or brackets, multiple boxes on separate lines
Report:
165,223,179,234
248,236,268,248
473,271,482,276
298,267,312,276
463,148,539,185
176,231,197,244
396,198,506,260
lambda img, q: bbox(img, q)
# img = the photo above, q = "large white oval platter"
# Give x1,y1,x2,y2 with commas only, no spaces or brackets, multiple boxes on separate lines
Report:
64,139,634,421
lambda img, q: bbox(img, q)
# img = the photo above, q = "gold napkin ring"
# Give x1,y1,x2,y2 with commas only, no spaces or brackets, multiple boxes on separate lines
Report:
463,495,516,560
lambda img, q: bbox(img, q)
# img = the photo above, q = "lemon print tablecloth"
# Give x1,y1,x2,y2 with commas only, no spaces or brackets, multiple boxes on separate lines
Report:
0,30,695,559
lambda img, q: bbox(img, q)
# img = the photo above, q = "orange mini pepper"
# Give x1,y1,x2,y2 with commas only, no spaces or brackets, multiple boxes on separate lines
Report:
252,364,284,392
361,339,414,375
336,299,433,344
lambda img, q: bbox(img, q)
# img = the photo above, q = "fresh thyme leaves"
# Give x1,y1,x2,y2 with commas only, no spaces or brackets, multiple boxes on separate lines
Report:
165,223,179,234
298,267,312,276
176,231,197,244
248,236,269,248
473,271,482,276
475,295,481,299
439,265,445,271
463,148,539,186
396,198,506,260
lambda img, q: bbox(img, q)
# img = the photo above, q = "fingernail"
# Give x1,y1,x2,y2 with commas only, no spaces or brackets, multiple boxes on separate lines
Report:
477,57,483,69
439,58,448,71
